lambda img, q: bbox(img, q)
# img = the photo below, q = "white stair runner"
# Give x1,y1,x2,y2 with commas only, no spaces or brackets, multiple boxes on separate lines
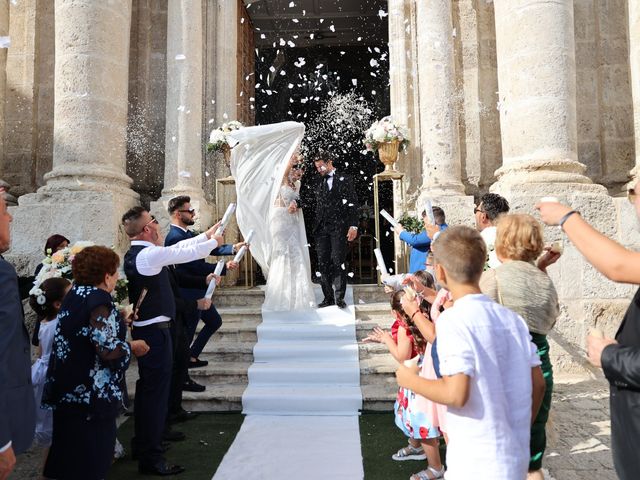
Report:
213,286,364,479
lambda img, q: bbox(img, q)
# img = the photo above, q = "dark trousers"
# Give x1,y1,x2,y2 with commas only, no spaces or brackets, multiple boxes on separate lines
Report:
315,225,349,303
131,325,172,467
182,288,222,358
168,317,189,415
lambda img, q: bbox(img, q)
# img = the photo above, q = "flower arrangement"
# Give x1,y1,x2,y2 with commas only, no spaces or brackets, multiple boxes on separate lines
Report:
30,241,130,307
363,116,410,153
207,120,243,153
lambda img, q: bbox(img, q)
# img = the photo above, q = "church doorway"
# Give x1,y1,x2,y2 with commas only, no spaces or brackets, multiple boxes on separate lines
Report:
245,0,395,284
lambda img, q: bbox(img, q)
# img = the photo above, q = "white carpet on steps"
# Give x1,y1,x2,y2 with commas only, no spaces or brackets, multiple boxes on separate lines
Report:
212,286,364,479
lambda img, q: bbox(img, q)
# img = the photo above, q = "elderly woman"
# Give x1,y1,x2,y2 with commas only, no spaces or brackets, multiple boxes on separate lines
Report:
42,246,149,480
538,190,640,480
479,214,559,480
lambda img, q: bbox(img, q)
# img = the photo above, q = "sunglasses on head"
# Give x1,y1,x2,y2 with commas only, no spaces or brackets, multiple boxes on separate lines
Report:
143,215,159,229
178,208,195,214
474,206,485,214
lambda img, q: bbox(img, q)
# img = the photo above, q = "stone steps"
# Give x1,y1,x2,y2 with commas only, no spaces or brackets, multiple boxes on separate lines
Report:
180,288,398,412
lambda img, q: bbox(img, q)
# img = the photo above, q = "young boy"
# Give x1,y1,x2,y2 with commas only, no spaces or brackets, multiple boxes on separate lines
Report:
397,226,546,479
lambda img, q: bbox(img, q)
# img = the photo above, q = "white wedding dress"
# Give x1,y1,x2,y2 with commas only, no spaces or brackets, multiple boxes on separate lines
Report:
229,122,316,311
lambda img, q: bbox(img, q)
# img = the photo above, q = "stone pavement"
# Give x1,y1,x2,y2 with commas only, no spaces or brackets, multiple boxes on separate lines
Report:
11,374,617,479
544,374,616,480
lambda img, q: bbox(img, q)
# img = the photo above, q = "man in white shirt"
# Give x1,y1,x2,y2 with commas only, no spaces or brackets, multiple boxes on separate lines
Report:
121,206,222,476
474,193,510,269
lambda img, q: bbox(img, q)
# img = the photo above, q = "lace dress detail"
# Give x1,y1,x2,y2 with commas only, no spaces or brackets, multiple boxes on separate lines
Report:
264,184,316,311
31,319,58,446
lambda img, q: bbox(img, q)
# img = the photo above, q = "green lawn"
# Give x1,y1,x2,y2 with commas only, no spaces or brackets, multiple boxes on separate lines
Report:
108,412,445,479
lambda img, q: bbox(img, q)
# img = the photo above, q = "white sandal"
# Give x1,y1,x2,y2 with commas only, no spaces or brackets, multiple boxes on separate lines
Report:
410,466,446,480
392,443,427,461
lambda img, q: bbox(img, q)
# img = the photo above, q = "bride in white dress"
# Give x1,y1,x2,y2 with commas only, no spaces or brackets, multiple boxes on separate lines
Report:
229,122,316,311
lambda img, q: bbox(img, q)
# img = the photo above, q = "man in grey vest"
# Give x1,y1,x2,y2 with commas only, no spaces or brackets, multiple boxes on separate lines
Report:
0,190,35,479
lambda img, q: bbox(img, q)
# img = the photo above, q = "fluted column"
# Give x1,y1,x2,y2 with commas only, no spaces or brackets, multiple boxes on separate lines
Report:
161,0,205,198
151,0,211,230
40,0,137,197
415,0,465,196
629,0,640,184
491,0,592,188
6,0,139,271
0,0,15,205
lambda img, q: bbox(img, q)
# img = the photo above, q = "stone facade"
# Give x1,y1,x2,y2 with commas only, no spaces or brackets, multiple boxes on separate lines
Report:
1,0,639,371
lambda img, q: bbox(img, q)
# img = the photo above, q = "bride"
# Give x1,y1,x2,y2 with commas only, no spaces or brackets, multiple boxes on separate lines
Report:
229,122,316,311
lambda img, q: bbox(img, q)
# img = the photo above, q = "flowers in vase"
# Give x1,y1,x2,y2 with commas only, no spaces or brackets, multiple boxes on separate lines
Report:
207,120,244,153
363,116,410,153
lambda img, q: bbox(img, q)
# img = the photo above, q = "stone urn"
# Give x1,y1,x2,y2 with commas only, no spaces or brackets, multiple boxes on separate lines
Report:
377,139,400,172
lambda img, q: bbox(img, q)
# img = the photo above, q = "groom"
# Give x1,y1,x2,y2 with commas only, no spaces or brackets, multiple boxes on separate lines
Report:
311,152,359,309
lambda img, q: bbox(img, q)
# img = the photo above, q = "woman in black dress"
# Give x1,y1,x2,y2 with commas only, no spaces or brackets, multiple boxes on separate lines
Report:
42,246,149,480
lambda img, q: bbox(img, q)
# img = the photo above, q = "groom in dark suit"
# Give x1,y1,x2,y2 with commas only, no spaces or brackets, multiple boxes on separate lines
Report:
0,191,35,479
311,152,359,309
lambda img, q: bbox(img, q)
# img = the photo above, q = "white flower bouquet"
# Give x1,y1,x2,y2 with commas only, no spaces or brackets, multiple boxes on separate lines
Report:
207,120,243,153
363,116,410,153
29,240,129,307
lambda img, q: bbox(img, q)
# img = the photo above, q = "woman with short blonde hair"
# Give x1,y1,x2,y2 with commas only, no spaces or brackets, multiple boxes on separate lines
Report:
480,213,559,480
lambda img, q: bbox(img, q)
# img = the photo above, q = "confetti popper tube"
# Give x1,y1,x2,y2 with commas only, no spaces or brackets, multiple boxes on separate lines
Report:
205,260,226,299
424,198,435,224
380,209,400,228
232,229,255,263
215,203,237,236
374,248,388,276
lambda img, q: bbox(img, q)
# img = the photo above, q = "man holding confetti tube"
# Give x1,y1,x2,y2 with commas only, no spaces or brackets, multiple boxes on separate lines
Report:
165,196,247,385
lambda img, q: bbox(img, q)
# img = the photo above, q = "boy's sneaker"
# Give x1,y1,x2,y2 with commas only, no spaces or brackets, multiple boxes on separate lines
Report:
392,444,427,461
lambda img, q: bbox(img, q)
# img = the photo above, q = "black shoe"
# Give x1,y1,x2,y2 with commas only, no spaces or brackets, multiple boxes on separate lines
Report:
318,299,335,308
169,409,199,423
138,462,185,476
336,300,347,309
182,378,205,392
162,429,186,442
188,358,208,368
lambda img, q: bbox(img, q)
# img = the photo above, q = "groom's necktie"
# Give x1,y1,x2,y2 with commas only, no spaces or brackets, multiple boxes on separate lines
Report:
322,175,329,192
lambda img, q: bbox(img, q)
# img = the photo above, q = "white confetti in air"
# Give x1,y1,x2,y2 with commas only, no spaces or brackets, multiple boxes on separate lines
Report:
289,1,295,6
348,272,354,278
241,17,245,24
315,272,321,278
287,41,295,47
269,66,276,72
175,53,186,60
177,105,185,111
171,136,176,143
378,9,388,18
357,37,362,41
372,90,377,95
342,199,347,204
279,39,286,46
205,171,210,177
352,79,357,86
310,33,314,40
329,24,335,32
358,299,365,304
370,59,379,67
292,18,299,23
260,34,266,39
179,171,191,178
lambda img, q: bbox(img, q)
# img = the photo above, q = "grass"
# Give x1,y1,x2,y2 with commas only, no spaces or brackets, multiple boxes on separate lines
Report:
359,413,446,480
107,412,445,479
107,413,244,479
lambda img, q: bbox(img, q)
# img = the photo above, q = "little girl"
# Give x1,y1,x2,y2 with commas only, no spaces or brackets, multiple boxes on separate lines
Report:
365,282,446,480
30,277,71,447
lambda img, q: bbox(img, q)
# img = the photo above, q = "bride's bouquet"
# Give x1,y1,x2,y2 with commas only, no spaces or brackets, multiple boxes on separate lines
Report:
30,240,129,307
363,116,410,153
207,120,244,153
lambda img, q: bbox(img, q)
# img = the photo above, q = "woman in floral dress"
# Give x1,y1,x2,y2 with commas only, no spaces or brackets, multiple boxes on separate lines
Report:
42,246,149,480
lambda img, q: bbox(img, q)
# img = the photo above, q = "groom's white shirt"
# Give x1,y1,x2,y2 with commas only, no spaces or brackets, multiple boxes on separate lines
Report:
326,170,335,190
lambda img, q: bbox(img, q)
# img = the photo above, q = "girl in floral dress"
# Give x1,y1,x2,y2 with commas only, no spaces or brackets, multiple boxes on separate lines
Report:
364,284,446,480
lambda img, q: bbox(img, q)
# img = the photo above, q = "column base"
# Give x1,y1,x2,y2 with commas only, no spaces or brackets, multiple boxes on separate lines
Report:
150,190,214,238
41,164,136,195
492,158,594,189
6,189,140,275
417,191,476,227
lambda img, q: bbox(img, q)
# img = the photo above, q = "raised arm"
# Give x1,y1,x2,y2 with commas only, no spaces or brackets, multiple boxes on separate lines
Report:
537,201,640,284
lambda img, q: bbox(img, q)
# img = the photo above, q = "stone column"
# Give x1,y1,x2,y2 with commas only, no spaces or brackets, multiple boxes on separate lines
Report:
414,0,473,226
491,0,596,192
7,0,139,272
629,0,640,184
151,0,212,231
0,0,15,205
415,0,465,197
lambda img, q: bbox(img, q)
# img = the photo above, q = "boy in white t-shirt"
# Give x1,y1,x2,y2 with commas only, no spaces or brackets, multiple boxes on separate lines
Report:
397,226,546,480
